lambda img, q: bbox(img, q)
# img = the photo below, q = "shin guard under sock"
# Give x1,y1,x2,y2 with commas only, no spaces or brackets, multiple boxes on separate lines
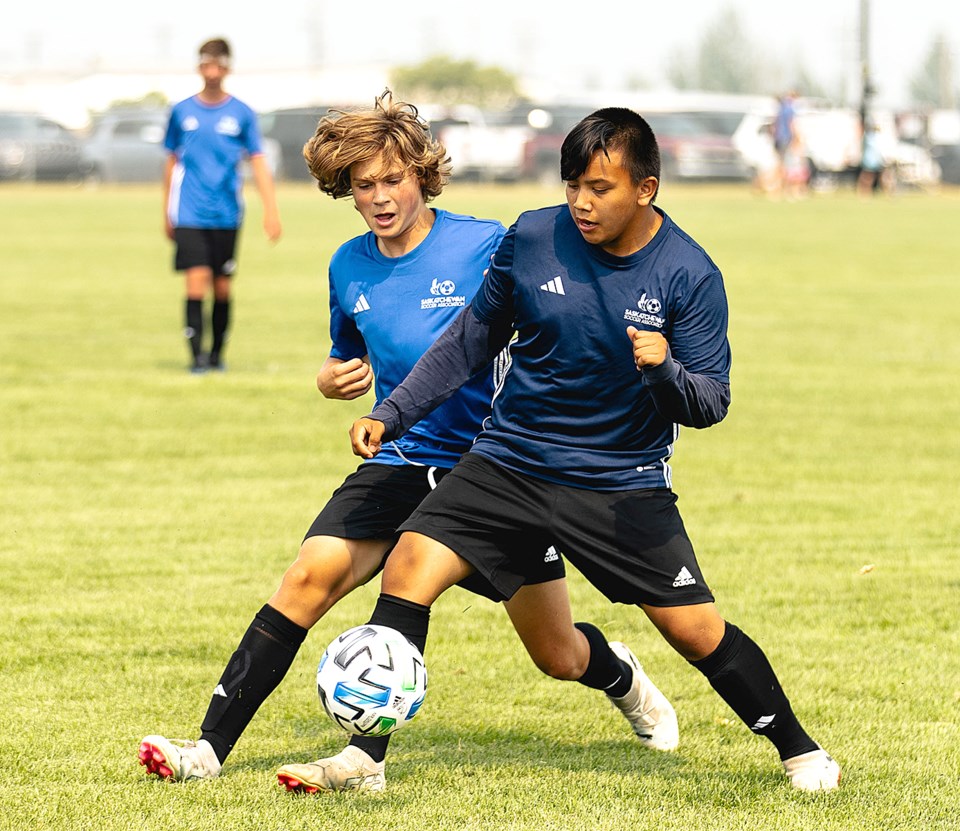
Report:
349,594,430,763
199,604,308,763
574,622,632,697
690,622,817,760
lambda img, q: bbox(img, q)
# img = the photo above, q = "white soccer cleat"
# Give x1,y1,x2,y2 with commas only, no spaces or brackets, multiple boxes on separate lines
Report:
277,746,386,794
138,735,221,782
607,642,679,751
782,746,841,792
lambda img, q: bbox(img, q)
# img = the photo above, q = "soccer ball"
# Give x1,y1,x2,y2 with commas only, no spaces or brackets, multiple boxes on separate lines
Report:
316,624,427,736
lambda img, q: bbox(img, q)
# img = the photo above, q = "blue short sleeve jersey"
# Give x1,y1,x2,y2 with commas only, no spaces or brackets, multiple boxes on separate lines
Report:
329,209,506,468
470,205,731,490
164,95,264,229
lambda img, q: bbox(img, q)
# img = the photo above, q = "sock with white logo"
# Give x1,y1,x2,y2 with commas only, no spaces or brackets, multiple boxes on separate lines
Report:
199,604,308,764
690,622,817,760
573,622,633,697
348,593,431,764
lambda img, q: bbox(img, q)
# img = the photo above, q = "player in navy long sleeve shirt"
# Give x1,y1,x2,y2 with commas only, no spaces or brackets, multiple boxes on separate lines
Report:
351,106,840,792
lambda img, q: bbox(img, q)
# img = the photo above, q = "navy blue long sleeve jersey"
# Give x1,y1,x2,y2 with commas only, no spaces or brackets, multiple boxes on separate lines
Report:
370,205,731,491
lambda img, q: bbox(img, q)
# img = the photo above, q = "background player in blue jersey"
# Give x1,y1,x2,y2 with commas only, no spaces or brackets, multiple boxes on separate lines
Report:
349,107,841,792
163,37,282,373
140,93,675,793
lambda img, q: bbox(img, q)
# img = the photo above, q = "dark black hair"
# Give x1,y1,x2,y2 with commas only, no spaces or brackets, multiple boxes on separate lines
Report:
560,107,661,200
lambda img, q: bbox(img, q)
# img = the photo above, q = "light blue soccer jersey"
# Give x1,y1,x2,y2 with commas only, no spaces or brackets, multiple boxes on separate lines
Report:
328,209,506,468
164,95,264,229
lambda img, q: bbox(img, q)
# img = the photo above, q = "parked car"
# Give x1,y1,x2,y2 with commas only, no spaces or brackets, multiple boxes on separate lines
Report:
643,111,752,182
83,107,281,184
510,103,593,185
930,143,960,184
0,111,88,182
510,102,751,185
419,103,531,182
82,109,168,183
259,106,341,181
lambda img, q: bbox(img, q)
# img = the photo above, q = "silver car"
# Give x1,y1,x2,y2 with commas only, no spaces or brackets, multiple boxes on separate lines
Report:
0,111,88,181
82,109,168,183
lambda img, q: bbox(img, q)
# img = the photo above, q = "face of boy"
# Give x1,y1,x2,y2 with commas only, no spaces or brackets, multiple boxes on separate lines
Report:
565,147,657,257
198,59,228,87
350,154,433,256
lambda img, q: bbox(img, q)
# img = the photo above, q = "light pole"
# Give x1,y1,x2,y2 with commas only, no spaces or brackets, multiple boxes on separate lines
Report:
859,0,875,128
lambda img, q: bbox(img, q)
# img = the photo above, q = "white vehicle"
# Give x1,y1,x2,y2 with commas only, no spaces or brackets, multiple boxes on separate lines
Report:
420,103,531,181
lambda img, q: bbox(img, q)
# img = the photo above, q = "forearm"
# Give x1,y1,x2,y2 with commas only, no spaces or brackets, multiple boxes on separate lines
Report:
250,156,280,223
642,353,730,428
162,155,176,214
369,304,509,440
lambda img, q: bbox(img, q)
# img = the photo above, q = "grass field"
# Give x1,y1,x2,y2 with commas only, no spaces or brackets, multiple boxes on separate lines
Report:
1,180,958,831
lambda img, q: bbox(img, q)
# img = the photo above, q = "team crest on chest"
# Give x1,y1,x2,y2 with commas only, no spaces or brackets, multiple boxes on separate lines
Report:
216,116,241,136
421,278,465,310
624,292,665,328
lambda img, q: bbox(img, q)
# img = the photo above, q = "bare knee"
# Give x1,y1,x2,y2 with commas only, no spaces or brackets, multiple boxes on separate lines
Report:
269,538,378,626
521,628,590,681
273,558,341,621
530,650,586,681
644,602,726,661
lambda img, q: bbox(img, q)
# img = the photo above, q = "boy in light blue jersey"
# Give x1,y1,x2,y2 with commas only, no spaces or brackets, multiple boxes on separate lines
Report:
326,209,508,468
140,93,675,793
163,37,281,372
350,106,841,793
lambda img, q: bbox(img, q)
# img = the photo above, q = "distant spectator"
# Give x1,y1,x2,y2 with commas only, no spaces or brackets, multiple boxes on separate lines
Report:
857,123,890,197
751,120,781,197
774,91,799,193
782,136,811,200
163,37,282,373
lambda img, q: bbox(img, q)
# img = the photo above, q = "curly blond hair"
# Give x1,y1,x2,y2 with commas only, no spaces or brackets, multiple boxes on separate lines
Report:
303,90,451,200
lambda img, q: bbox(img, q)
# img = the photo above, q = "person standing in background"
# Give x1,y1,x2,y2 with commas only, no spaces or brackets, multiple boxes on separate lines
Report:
163,37,281,373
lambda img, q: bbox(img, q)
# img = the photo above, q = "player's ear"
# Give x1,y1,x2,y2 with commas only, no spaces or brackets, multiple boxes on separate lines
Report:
637,176,659,206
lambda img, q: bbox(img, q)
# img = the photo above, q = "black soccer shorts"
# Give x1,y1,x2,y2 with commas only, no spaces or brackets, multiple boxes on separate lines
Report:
304,461,565,601
173,227,238,275
399,452,715,607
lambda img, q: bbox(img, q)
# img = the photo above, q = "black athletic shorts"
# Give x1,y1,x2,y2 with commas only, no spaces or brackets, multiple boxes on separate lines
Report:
399,453,715,607
174,227,238,275
304,462,565,601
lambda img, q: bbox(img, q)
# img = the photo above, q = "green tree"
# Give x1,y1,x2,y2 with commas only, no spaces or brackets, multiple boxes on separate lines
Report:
666,5,833,99
696,7,761,93
909,35,957,108
667,7,759,92
103,91,169,111
390,55,519,108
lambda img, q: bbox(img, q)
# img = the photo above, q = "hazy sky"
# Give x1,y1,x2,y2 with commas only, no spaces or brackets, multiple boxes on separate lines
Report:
3,0,957,109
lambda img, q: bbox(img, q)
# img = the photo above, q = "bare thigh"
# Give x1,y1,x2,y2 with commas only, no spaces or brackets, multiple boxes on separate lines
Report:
269,535,392,629
380,532,474,605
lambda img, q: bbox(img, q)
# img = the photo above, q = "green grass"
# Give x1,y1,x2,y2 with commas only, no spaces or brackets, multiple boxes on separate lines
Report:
1,180,958,831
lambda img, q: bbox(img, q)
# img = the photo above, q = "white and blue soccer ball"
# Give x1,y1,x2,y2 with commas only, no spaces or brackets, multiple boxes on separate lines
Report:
316,624,427,736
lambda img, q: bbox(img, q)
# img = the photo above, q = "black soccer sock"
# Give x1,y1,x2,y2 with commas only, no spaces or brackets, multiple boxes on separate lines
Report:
574,622,633,697
199,604,308,764
185,298,204,362
210,299,230,362
348,594,431,763
690,622,818,760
